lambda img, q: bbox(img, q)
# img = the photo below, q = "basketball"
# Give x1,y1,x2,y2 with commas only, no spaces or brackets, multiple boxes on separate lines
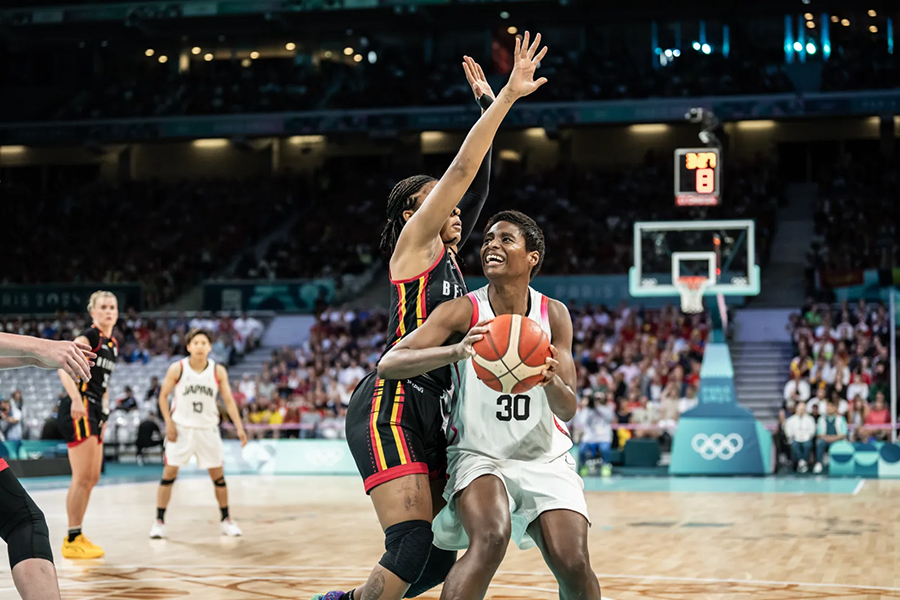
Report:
471,313,551,394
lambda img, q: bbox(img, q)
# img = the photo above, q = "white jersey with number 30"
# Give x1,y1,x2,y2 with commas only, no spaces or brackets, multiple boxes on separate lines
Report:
447,286,573,463
171,358,220,429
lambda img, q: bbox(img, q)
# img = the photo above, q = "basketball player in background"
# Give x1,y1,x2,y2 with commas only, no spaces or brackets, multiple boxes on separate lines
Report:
149,328,247,539
0,331,95,599
379,211,601,600
57,290,119,559
313,35,549,600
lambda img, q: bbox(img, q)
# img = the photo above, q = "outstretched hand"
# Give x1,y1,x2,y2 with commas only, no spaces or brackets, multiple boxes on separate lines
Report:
462,55,495,103
37,339,96,382
505,31,549,99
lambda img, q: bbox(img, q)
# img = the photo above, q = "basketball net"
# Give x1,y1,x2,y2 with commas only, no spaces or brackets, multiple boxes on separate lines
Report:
675,276,712,314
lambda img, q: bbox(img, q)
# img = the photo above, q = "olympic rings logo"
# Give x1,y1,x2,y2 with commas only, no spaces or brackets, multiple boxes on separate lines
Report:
691,433,744,460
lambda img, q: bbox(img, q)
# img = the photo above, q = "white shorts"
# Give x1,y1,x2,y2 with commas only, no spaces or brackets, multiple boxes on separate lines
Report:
433,451,590,551
164,426,224,469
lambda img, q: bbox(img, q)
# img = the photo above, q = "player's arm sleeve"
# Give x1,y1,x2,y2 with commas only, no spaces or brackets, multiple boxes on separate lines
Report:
456,146,491,248
377,298,473,380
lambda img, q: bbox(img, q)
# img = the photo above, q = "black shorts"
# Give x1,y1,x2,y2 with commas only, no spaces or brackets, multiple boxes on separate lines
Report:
58,396,106,448
0,460,53,566
346,371,448,494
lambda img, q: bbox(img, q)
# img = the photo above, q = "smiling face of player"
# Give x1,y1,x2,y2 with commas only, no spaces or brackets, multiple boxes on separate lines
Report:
480,221,540,283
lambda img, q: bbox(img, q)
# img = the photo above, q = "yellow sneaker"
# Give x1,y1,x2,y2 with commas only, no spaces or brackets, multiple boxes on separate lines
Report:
61,534,105,559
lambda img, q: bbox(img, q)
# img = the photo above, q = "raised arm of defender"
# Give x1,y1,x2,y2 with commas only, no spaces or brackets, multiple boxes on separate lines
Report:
391,32,549,272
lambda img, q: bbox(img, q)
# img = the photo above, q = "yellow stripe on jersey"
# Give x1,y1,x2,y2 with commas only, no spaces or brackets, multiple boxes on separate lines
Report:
391,381,407,465
397,283,407,337
371,380,387,470
415,275,426,326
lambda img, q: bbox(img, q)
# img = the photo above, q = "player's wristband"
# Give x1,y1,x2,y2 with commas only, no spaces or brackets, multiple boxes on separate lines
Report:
477,94,494,110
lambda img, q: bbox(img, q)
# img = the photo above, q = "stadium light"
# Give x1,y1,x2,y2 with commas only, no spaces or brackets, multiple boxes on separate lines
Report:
673,49,681,57
869,10,877,17
831,15,839,23
204,53,213,61
870,25,878,33
500,11,509,19
343,47,353,56
507,26,517,35
193,139,228,148
804,13,813,20
191,47,201,55
145,49,155,57
285,42,296,51
250,51,259,59
241,58,252,67
806,42,817,54
664,49,673,57
353,54,363,63
807,21,815,29
324,50,333,58
736,120,776,130
701,43,711,54
0,145,25,154
368,51,377,64
692,41,701,51
793,41,803,51
841,19,849,26
629,123,669,134
158,55,168,63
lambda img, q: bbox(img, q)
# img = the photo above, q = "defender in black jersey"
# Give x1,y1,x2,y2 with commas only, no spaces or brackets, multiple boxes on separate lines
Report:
58,291,119,560
321,40,550,600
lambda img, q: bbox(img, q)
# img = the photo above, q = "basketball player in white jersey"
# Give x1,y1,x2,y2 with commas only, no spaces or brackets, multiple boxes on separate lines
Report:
378,210,601,600
149,328,247,539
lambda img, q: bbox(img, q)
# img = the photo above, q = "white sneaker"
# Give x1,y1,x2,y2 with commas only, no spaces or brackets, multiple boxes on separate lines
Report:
149,520,166,539
798,459,808,473
220,519,242,537
813,462,823,474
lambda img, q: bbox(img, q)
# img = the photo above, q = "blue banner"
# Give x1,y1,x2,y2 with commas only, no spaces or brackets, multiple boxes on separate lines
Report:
176,439,359,476
202,279,335,313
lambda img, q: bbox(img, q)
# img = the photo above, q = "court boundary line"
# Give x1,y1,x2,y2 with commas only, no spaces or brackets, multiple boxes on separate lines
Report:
23,564,900,594
853,480,865,495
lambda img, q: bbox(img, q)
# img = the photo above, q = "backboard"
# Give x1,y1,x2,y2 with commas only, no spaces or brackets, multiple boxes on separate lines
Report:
629,219,760,307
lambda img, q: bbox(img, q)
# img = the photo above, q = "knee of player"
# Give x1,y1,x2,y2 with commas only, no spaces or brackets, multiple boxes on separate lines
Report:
469,522,511,562
551,550,594,583
213,476,227,488
159,477,177,487
378,520,434,584
6,501,52,569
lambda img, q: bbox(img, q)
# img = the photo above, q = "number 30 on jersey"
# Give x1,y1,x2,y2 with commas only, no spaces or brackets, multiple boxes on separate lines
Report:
496,394,531,421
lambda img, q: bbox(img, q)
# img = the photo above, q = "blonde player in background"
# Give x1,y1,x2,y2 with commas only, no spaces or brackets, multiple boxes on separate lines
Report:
149,328,247,539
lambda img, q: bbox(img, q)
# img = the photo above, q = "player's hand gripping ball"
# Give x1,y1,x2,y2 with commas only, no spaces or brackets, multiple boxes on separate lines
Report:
471,313,551,394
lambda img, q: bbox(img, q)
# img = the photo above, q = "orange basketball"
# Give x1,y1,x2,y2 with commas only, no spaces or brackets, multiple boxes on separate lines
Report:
471,313,551,394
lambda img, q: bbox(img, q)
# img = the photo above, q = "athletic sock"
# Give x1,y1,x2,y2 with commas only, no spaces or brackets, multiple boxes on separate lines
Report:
157,508,166,523
220,506,229,521
67,527,82,543
345,590,355,600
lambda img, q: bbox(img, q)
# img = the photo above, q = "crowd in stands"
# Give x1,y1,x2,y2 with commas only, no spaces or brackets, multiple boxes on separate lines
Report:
0,178,297,308
808,160,899,276
2,311,262,366
779,298,895,473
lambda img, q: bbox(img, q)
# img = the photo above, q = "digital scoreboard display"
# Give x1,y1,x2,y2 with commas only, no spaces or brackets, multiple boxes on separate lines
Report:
674,148,721,207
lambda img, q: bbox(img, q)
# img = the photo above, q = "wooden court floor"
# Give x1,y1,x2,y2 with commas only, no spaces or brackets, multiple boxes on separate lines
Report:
3,475,900,600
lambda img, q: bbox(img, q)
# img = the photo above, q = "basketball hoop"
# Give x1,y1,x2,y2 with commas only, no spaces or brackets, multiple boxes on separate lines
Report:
675,276,711,313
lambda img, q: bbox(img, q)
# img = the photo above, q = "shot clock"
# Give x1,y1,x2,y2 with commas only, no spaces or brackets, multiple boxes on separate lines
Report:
674,147,721,207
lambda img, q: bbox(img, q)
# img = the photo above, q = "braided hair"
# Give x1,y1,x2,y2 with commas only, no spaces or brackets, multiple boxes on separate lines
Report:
380,174,438,255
